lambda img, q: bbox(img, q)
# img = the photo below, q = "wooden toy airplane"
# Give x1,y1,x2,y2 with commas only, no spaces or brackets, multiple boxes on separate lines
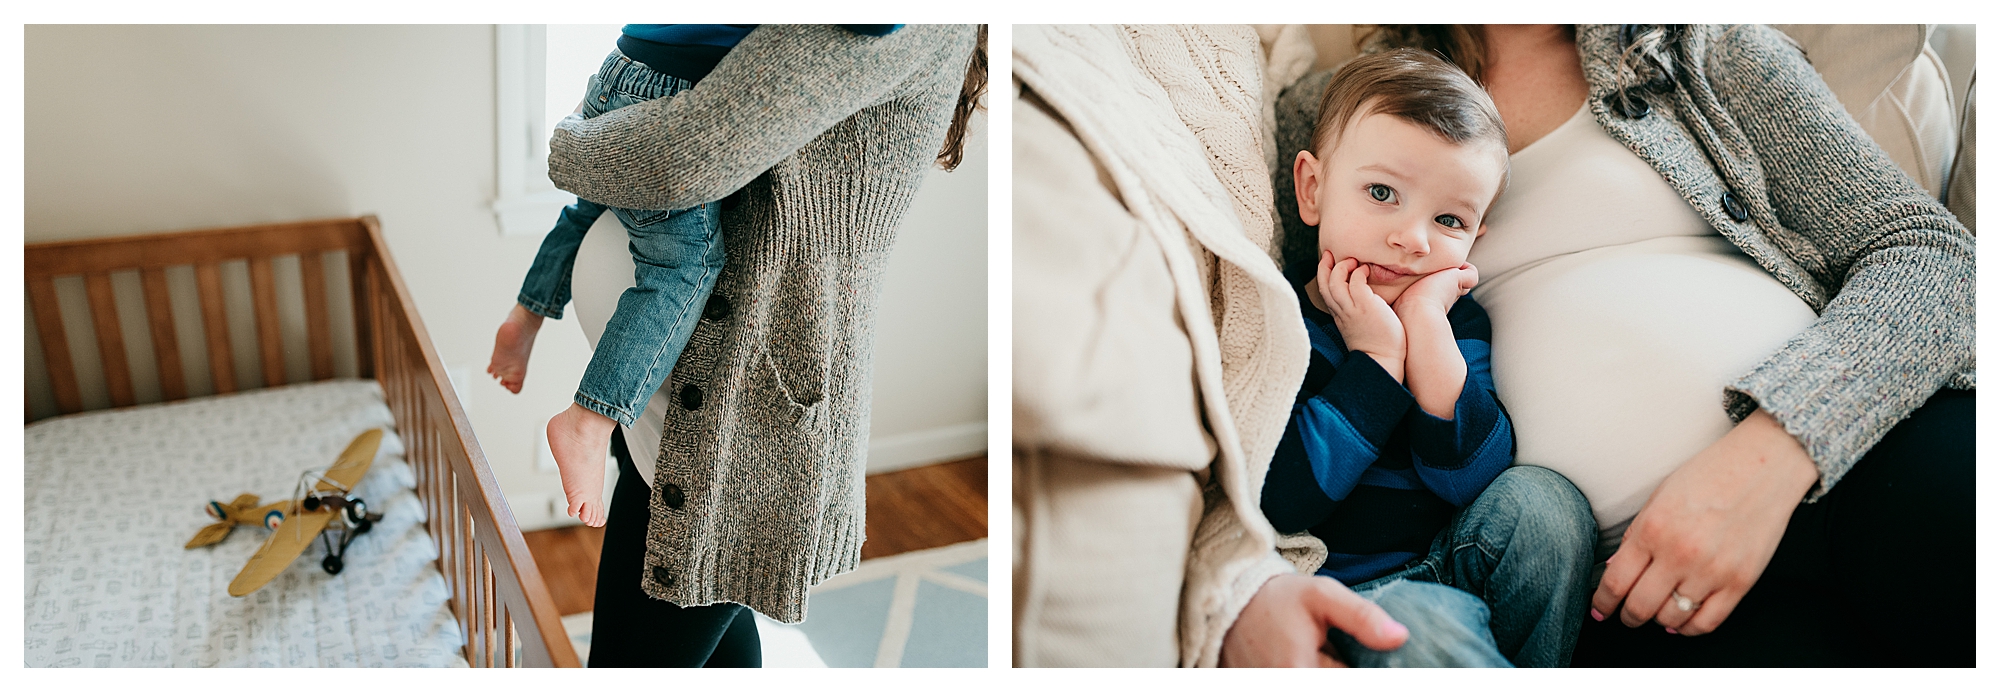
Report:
183,428,387,596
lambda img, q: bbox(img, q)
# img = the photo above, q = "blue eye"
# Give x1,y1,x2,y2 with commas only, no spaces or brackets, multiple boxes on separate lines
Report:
1367,184,1397,203
1436,215,1465,229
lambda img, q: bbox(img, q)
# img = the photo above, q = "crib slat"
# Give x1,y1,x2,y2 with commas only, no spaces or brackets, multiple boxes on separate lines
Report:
299,251,334,381
140,268,187,402
248,257,285,388
84,273,136,408
28,276,82,414
487,554,500,666
350,251,374,379
473,541,488,667
195,264,237,394
505,609,517,667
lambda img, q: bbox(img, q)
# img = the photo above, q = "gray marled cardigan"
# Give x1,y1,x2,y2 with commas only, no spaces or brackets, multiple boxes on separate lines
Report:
547,24,978,622
1274,24,1973,501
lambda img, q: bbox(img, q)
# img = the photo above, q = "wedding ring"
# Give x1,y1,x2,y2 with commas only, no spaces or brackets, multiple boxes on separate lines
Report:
1671,591,1700,612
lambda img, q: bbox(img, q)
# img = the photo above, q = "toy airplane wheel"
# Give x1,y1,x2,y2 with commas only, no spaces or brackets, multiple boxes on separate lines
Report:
322,554,343,575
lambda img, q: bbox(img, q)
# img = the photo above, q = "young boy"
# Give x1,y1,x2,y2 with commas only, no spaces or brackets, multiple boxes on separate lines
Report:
1260,49,1595,667
489,24,906,528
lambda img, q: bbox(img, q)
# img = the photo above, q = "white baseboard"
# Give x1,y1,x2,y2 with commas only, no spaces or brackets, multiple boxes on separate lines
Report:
866,421,986,475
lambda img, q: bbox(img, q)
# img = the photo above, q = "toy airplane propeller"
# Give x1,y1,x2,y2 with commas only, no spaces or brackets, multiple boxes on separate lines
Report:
183,428,387,596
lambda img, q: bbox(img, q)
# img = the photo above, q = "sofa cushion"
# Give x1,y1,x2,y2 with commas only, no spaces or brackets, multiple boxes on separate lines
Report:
1773,24,1958,198
1946,76,1975,233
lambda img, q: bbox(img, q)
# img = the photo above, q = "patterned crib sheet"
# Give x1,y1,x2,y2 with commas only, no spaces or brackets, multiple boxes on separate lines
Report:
24,380,466,667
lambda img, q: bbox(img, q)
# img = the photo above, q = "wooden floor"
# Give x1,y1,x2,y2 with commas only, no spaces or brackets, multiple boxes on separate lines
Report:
522,455,988,616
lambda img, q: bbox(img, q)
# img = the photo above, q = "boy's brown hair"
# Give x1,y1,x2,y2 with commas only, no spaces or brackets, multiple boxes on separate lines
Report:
1309,48,1509,180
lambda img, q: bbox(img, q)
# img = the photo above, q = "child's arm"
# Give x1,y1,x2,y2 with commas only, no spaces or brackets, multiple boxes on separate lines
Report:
1260,332,1417,534
1395,264,1478,418
1392,275,1513,508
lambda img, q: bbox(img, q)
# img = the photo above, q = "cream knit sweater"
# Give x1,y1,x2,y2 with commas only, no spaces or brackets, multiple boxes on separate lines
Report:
1014,24,1309,667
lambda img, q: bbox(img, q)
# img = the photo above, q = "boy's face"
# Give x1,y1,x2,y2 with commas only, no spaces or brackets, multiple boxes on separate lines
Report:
1293,110,1507,304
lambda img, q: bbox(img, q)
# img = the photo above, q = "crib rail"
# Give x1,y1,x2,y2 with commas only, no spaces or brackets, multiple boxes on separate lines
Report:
357,217,578,668
25,219,373,415
23,217,579,667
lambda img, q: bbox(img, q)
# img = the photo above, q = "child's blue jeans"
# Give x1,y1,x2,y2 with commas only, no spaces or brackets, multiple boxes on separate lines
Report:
516,49,726,426
1328,466,1596,667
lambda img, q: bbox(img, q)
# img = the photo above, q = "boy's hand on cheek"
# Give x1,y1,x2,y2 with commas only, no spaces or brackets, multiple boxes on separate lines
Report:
1394,263,1479,317
1317,251,1406,383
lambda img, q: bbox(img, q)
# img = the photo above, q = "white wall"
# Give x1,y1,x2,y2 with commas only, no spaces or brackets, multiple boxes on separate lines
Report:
24,25,988,530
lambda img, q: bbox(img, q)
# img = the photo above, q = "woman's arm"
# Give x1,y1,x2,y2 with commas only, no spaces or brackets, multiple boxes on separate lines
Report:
1593,24,1973,636
548,24,969,210
1708,24,1974,496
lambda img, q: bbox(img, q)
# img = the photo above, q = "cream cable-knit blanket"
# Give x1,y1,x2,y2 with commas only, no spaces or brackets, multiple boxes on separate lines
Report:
1015,24,1311,667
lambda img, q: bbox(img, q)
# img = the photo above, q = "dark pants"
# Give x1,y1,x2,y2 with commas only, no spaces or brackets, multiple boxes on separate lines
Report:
1572,388,1974,667
587,431,761,667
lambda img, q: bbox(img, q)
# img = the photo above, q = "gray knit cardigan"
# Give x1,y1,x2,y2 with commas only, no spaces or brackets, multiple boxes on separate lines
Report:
547,24,978,622
1274,24,1974,501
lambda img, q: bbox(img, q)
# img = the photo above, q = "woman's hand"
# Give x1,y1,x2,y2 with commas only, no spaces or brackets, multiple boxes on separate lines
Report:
1316,252,1406,382
1592,409,1819,635
1220,573,1409,667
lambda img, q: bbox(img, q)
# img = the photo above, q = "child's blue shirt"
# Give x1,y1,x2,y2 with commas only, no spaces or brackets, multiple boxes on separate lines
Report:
1260,260,1515,586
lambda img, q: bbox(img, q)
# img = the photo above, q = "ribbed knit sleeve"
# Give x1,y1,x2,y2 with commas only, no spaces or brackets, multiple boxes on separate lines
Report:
1701,25,1975,499
548,24,965,211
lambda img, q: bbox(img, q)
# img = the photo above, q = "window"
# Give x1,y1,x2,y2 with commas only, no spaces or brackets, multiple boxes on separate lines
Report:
492,24,623,236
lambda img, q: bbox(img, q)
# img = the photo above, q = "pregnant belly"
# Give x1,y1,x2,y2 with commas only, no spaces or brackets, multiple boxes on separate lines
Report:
1469,236,1817,546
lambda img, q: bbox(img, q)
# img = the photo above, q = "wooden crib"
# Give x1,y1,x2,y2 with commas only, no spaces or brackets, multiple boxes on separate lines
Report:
24,216,580,668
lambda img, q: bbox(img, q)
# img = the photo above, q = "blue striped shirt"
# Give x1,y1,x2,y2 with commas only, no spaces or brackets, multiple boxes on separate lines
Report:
1260,260,1515,586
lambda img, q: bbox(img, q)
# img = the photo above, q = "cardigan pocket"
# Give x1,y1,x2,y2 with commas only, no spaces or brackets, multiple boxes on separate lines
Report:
757,262,837,412
758,329,829,419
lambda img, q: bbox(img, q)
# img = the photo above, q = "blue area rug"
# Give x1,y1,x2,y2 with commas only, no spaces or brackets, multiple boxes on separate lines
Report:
564,539,987,667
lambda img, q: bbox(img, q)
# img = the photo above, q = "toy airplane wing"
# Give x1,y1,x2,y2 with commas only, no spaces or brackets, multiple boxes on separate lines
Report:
320,428,383,493
224,429,383,596
228,509,336,596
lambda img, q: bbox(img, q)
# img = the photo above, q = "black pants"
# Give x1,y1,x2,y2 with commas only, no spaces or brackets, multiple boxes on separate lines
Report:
1572,388,1974,667
587,431,761,667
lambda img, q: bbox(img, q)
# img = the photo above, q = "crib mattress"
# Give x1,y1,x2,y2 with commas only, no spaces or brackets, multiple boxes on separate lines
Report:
24,380,467,667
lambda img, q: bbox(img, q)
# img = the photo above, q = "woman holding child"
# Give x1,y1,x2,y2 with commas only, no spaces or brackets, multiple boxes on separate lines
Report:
1277,24,1974,666
536,24,986,666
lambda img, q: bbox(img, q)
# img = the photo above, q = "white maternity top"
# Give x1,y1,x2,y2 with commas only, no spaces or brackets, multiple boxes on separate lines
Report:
1469,104,1818,547
573,208,668,488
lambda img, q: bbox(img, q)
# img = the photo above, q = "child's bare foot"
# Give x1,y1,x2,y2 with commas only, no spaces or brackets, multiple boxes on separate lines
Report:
547,403,614,527
487,305,544,394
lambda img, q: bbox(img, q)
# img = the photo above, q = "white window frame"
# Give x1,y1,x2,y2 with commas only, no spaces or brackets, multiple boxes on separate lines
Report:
492,24,575,237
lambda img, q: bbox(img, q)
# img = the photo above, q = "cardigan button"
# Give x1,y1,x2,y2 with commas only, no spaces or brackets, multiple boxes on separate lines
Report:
660,483,685,510
702,295,732,321
678,384,704,410
651,565,674,588
1608,87,1651,119
1722,190,1750,222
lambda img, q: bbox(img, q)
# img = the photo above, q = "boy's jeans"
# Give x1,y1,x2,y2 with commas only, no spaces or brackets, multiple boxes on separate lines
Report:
515,49,726,426
1329,466,1596,667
